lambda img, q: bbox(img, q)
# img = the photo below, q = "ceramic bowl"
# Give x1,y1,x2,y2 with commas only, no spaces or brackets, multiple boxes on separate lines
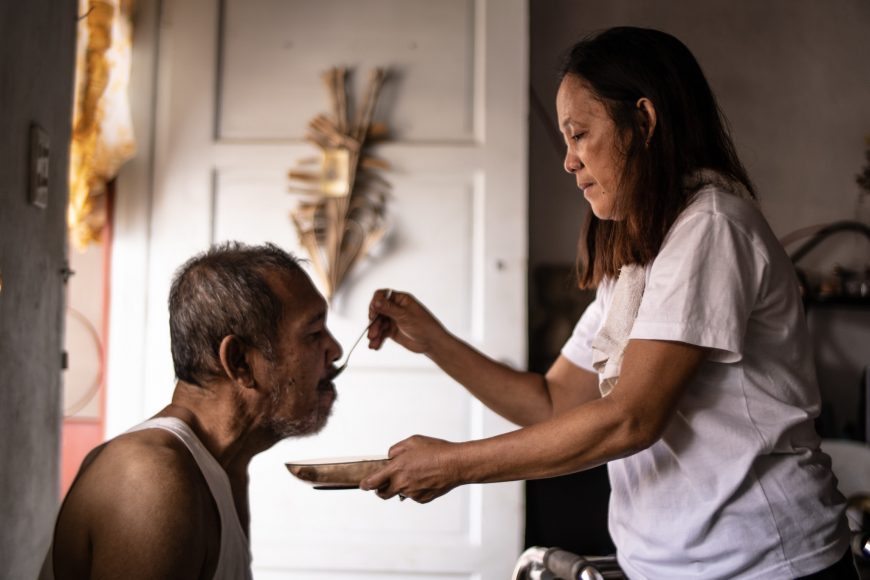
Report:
285,456,390,489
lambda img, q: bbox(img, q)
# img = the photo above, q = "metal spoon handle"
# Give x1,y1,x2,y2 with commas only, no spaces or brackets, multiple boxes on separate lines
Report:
334,289,392,377
342,318,377,366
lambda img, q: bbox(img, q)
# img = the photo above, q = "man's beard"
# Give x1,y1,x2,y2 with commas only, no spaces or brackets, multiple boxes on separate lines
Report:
264,379,334,439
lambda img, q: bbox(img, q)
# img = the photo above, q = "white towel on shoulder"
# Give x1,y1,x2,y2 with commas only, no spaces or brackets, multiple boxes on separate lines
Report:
591,263,646,397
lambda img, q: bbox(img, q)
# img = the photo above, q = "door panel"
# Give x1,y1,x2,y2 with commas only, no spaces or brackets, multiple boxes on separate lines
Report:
219,0,477,142
213,169,478,344
110,0,527,577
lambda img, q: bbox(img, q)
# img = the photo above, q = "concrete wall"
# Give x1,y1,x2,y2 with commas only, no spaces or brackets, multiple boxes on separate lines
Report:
0,0,77,577
529,0,870,273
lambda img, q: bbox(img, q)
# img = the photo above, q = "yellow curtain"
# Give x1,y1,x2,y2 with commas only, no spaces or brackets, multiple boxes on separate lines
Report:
68,0,136,250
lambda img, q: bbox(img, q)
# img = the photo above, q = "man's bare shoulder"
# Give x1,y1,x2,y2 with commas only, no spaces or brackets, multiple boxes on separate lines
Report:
53,427,219,579
82,428,206,497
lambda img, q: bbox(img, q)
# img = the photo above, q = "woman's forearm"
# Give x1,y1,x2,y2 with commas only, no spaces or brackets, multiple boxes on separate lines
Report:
361,341,707,503
424,330,554,426
453,339,709,484
455,394,647,484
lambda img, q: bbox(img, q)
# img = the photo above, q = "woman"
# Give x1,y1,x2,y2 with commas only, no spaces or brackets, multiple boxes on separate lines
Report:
359,27,852,579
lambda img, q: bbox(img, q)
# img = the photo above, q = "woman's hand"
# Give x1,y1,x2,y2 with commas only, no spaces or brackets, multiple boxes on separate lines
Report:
359,435,464,504
367,289,447,355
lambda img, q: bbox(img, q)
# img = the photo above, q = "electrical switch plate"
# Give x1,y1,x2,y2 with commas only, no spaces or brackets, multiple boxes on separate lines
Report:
29,123,50,209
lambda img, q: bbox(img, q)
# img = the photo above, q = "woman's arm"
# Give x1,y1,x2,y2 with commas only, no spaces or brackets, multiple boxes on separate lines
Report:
360,338,708,503
367,289,601,426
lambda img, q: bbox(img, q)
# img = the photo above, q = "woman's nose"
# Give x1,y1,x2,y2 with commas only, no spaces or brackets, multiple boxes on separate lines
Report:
564,151,582,174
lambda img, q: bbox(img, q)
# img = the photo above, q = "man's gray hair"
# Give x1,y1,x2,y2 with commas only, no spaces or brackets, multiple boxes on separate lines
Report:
168,242,303,385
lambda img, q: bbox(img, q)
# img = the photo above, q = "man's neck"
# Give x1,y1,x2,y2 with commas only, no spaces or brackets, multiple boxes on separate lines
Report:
156,383,262,536
160,381,276,473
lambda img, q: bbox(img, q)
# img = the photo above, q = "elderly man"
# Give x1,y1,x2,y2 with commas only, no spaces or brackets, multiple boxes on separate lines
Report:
40,242,341,579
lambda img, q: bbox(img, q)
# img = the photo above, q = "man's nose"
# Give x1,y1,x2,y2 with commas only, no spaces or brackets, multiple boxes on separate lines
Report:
327,330,342,363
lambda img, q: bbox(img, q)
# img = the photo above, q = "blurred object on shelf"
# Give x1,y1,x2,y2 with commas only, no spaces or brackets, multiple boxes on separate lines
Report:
782,220,870,307
782,222,870,445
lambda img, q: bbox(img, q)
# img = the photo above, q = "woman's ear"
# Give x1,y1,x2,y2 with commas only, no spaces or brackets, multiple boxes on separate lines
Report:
218,335,256,389
636,97,657,146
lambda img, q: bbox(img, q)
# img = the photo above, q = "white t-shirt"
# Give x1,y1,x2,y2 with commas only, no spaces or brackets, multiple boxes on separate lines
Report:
561,186,849,579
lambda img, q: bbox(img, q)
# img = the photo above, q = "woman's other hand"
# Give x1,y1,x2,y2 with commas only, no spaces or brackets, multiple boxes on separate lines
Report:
367,289,446,355
359,435,464,503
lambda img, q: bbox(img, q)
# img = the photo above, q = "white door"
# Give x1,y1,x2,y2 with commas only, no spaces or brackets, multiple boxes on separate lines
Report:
108,0,528,578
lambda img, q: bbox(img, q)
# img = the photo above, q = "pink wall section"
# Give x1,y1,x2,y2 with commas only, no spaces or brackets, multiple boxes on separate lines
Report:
60,186,113,498
60,420,103,496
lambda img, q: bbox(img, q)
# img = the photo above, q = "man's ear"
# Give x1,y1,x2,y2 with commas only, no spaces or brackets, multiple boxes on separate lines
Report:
218,335,256,389
636,97,657,146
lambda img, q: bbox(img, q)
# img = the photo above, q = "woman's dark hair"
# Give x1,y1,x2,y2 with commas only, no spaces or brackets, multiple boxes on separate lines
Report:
559,27,755,288
168,242,303,386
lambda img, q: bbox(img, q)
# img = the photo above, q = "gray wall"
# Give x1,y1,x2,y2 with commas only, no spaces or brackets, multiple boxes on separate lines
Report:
0,0,77,577
529,0,870,273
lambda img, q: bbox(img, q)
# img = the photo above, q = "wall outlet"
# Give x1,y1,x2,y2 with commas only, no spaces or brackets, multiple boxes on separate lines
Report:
29,123,50,209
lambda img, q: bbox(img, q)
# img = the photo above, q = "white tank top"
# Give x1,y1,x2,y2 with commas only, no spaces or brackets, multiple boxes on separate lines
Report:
39,417,254,580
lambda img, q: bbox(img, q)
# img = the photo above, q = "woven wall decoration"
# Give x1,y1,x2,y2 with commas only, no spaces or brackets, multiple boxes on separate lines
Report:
288,67,391,300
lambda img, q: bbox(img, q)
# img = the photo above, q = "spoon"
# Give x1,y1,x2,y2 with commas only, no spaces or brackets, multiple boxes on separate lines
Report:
333,289,392,378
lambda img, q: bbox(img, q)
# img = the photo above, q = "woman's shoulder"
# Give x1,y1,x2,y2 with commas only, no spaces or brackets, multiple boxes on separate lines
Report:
674,175,771,247
682,173,759,220
659,185,781,270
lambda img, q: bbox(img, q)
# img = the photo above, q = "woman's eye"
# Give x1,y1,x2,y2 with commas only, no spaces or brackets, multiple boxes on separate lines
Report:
571,132,586,142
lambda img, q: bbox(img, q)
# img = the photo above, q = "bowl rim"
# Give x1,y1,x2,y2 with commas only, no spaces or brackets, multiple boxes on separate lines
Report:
284,455,390,467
